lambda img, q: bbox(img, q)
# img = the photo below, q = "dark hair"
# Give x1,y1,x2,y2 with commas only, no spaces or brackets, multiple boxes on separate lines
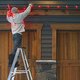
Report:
11,7,18,13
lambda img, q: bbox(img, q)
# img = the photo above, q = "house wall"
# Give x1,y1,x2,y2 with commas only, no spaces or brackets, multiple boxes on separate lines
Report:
51,24,80,80
0,1,80,79
0,23,43,80
0,23,80,80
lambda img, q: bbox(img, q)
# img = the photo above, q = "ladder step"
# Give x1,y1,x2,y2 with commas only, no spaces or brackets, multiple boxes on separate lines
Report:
11,70,30,74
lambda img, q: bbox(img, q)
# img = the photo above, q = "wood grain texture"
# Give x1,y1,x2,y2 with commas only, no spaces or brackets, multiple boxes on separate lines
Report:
0,31,8,80
57,31,80,80
1,23,80,80
0,23,42,80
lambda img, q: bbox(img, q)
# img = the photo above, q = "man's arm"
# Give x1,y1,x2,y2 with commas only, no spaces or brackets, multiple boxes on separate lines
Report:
19,4,32,19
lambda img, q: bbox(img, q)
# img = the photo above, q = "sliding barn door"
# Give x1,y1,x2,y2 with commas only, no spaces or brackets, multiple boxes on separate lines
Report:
57,31,80,80
0,30,40,80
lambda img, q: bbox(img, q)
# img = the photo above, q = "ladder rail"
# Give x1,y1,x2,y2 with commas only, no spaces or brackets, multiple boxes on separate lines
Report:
23,51,33,80
8,48,20,80
12,67,17,80
21,48,30,80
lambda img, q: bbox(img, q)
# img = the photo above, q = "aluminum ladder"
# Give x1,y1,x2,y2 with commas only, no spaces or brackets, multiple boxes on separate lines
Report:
7,48,33,80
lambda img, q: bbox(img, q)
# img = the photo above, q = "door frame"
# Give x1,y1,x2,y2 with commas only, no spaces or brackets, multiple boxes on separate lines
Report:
51,23,80,80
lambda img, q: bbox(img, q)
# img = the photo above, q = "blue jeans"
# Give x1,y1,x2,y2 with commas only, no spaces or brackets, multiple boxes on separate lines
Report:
9,33,22,65
12,33,22,54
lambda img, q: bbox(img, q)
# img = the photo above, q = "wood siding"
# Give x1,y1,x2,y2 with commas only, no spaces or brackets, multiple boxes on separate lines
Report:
0,23,42,80
0,23,80,80
57,31,80,80
0,31,8,80
51,24,80,80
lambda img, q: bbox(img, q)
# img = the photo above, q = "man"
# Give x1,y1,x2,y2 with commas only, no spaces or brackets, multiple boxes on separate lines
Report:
6,4,32,67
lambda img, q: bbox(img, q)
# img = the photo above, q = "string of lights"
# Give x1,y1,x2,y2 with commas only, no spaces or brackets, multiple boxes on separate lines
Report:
0,4,79,10
0,0,80,10
31,4,80,10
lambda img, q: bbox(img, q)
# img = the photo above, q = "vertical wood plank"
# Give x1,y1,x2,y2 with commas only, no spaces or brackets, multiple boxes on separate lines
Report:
0,32,8,80
52,29,56,60
57,30,80,80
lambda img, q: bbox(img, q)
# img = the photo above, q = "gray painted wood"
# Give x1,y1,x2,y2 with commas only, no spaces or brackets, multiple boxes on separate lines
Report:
1,15,80,23
41,23,52,59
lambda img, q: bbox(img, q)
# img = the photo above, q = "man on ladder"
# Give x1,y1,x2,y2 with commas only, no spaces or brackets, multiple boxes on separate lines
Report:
6,3,32,67
6,3,33,80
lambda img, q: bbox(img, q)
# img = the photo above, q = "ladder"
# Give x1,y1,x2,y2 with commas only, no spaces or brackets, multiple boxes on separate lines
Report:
7,48,33,80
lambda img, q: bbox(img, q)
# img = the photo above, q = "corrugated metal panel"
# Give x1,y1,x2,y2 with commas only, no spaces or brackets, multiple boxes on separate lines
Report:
41,24,52,59
41,44,52,47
